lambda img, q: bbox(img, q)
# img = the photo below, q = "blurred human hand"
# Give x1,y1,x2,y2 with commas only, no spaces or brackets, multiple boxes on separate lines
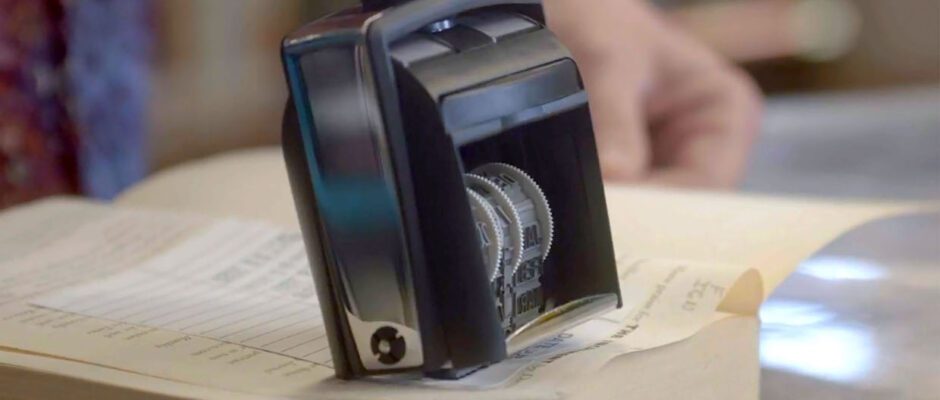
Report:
544,0,763,188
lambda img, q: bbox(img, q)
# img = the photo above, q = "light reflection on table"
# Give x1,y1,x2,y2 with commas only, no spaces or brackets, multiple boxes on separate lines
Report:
760,213,940,399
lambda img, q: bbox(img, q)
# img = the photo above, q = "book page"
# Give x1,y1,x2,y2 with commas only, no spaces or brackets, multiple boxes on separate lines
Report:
0,199,205,309
23,205,761,392
0,193,912,399
33,221,331,366
0,349,269,400
0,200,346,398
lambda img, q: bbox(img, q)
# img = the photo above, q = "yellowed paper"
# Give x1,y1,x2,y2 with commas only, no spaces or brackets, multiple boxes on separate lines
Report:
604,185,915,304
17,202,756,393
0,344,298,400
0,185,912,399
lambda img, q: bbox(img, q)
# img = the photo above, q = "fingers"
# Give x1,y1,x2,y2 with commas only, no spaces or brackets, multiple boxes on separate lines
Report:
545,0,763,187
647,66,763,188
638,19,763,189
546,0,655,182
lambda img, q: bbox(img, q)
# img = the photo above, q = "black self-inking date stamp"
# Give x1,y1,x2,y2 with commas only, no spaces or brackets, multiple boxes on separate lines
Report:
281,0,621,380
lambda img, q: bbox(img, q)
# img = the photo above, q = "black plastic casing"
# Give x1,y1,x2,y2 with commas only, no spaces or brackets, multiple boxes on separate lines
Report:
281,0,620,379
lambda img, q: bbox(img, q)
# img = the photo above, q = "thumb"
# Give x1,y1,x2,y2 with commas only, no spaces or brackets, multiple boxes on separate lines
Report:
579,52,651,181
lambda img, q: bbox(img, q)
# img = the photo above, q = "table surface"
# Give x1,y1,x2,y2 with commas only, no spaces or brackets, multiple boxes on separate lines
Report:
760,214,940,400
747,87,940,399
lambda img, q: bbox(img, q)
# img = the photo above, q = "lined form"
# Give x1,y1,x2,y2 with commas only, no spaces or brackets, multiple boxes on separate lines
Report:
0,200,204,308
32,221,334,367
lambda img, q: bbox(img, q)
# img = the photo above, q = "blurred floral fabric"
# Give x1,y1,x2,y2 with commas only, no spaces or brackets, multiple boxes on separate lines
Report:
0,0,150,209
0,0,76,208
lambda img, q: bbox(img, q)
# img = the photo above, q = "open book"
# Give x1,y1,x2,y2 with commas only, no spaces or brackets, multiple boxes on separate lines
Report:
0,149,912,399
